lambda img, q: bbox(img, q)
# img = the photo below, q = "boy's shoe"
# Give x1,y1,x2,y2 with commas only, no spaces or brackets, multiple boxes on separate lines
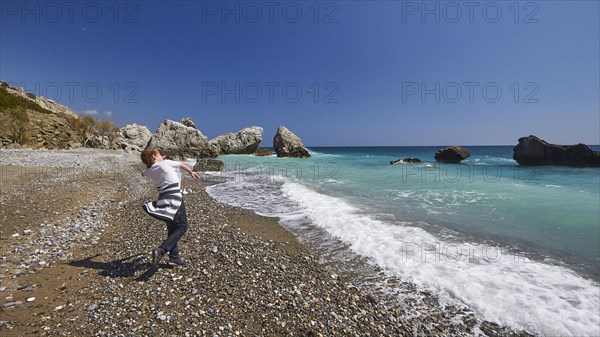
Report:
152,247,166,268
168,257,189,266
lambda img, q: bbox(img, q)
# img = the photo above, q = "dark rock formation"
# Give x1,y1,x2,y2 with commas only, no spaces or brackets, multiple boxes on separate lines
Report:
513,135,600,167
390,158,422,165
253,148,273,156
435,146,471,163
273,126,311,158
147,119,210,159
193,159,225,172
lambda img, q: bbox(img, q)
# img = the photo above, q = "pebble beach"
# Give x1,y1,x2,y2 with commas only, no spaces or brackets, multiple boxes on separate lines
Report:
0,148,531,336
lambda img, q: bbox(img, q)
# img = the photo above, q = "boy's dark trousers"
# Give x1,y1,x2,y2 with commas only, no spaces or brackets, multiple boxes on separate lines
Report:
161,200,188,258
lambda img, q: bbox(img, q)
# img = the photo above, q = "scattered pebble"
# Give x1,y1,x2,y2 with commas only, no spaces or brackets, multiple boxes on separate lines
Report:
0,148,532,337
156,312,167,321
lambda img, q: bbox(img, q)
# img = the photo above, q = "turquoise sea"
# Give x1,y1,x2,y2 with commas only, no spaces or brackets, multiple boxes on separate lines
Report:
199,146,600,336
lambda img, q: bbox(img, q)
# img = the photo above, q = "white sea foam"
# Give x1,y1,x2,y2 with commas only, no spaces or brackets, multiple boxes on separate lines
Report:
392,189,505,214
305,148,340,157
206,169,600,336
466,157,517,165
318,178,345,185
206,179,296,217
279,181,600,337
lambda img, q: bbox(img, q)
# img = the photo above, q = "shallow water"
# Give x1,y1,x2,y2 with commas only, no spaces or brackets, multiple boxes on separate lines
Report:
203,146,600,336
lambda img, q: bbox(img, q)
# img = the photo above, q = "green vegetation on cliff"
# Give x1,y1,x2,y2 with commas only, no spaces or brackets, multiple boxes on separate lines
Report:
0,85,53,114
0,83,119,149
0,107,30,145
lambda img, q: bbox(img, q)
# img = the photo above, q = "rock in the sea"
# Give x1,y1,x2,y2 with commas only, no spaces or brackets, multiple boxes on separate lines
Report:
273,126,311,158
253,148,273,156
209,126,263,156
513,135,600,167
180,118,197,129
193,159,225,172
390,158,422,165
147,120,211,159
434,146,471,163
117,123,152,152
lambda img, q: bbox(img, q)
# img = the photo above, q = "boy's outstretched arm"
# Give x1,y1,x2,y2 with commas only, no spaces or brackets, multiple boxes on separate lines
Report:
180,163,200,182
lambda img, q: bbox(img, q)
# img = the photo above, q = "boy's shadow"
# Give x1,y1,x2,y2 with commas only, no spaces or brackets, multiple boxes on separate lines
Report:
68,254,172,282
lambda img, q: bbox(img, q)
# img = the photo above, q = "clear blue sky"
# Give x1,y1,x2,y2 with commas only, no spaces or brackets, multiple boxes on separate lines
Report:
1,1,598,146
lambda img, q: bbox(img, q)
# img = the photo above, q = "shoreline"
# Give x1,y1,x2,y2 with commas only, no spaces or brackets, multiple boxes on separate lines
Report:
0,148,531,336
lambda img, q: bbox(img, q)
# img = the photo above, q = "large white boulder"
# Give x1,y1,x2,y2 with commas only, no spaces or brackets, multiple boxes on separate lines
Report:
273,126,310,158
147,119,211,159
209,126,263,156
117,123,153,152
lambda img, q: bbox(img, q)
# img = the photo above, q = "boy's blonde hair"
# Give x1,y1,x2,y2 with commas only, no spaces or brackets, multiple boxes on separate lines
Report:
141,147,161,168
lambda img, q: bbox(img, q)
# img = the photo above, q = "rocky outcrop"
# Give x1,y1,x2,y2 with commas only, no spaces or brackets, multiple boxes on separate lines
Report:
14,109,81,149
117,123,152,152
193,159,225,172
87,135,112,149
32,96,79,118
513,135,600,167
0,82,83,149
147,119,211,159
180,118,197,129
435,146,471,163
209,126,263,156
2,82,79,118
390,158,422,165
273,126,311,158
253,148,273,156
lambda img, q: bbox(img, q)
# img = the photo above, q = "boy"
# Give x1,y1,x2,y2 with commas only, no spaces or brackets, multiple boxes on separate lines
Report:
140,147,200,267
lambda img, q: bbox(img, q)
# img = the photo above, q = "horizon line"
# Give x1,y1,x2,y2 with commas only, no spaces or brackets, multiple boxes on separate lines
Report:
302,144,600,148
